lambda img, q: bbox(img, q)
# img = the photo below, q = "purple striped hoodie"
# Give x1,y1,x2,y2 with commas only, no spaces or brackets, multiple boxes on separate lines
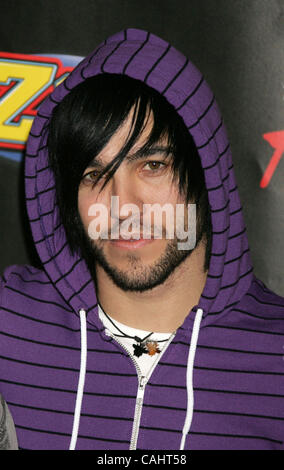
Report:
0,28,284,450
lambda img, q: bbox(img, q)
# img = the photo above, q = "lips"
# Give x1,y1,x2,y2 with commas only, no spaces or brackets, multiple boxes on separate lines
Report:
120,239,152,242
115,234,153,240
109,236,155,250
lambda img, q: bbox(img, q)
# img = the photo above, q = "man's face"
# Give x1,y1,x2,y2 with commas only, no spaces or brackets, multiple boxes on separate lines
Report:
77,111,201,292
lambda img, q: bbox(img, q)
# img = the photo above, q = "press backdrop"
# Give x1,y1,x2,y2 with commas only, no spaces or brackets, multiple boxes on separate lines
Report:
0,0,283,295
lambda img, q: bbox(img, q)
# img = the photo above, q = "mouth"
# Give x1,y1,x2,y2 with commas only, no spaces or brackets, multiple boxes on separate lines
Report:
109,236,156,250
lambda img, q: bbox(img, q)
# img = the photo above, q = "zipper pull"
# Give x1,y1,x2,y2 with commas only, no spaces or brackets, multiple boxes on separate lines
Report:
137,376,147,398
139,376,147,388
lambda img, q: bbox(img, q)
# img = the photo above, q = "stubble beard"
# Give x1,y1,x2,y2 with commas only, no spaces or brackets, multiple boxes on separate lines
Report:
79,223,203,293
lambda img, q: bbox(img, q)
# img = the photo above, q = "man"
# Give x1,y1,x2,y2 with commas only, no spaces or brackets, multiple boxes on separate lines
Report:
0,28,283,450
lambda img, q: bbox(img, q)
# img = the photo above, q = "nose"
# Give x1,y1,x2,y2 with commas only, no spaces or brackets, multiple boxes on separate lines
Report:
110,168,143,217
102,167,145,236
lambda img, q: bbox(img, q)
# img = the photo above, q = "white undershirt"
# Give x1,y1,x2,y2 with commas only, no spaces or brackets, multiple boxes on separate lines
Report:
98,304,175,377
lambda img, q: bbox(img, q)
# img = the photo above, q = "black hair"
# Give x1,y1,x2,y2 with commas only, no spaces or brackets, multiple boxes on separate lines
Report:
48,73,212,271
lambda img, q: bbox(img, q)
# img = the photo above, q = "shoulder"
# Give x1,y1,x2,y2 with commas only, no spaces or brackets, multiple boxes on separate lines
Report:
0,263,72,316
1,263,50,285
236,275,284,332
244,276,284,313
1,263,50,299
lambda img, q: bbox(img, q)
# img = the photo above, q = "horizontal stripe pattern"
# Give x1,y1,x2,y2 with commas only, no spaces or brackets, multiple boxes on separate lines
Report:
1,266,284,449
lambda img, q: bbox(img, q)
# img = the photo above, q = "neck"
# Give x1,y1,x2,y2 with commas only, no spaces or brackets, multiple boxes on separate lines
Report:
95,238,208,333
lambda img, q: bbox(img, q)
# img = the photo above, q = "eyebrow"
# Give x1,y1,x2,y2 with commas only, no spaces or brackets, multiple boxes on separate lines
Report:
86,145,173,169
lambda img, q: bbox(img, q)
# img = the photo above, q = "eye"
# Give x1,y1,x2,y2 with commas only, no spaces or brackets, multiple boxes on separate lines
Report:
143,161,166,172
81,170,102,186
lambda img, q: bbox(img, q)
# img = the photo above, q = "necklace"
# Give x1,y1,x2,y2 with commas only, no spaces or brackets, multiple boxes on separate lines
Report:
100,305,171,357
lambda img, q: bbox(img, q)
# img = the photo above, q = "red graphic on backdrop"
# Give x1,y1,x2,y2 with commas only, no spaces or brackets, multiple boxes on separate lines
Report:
260,131,284,188
0,80,17,99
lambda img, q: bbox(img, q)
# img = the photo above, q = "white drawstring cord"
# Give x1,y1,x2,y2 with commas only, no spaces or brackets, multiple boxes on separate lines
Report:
69,307,201,450
180,307,203,450
69,308,87,450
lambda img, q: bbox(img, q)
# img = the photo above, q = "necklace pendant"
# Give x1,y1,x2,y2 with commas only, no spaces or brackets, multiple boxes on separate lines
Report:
145,341,161,356
133,342,148,357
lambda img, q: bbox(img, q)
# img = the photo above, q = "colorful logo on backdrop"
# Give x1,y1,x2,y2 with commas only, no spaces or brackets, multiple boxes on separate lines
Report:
0,52,283,187
0,52,83,162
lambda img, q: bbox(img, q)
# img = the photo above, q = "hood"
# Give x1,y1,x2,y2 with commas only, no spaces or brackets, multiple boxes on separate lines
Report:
24,28,254,335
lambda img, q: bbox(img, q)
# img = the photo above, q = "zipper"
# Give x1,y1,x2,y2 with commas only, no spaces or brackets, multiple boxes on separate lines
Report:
129,375,147,450
104,329,145,450
105,328,175,450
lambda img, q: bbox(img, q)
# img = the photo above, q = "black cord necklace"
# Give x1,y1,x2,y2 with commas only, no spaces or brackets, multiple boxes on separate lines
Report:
100,305,171,357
